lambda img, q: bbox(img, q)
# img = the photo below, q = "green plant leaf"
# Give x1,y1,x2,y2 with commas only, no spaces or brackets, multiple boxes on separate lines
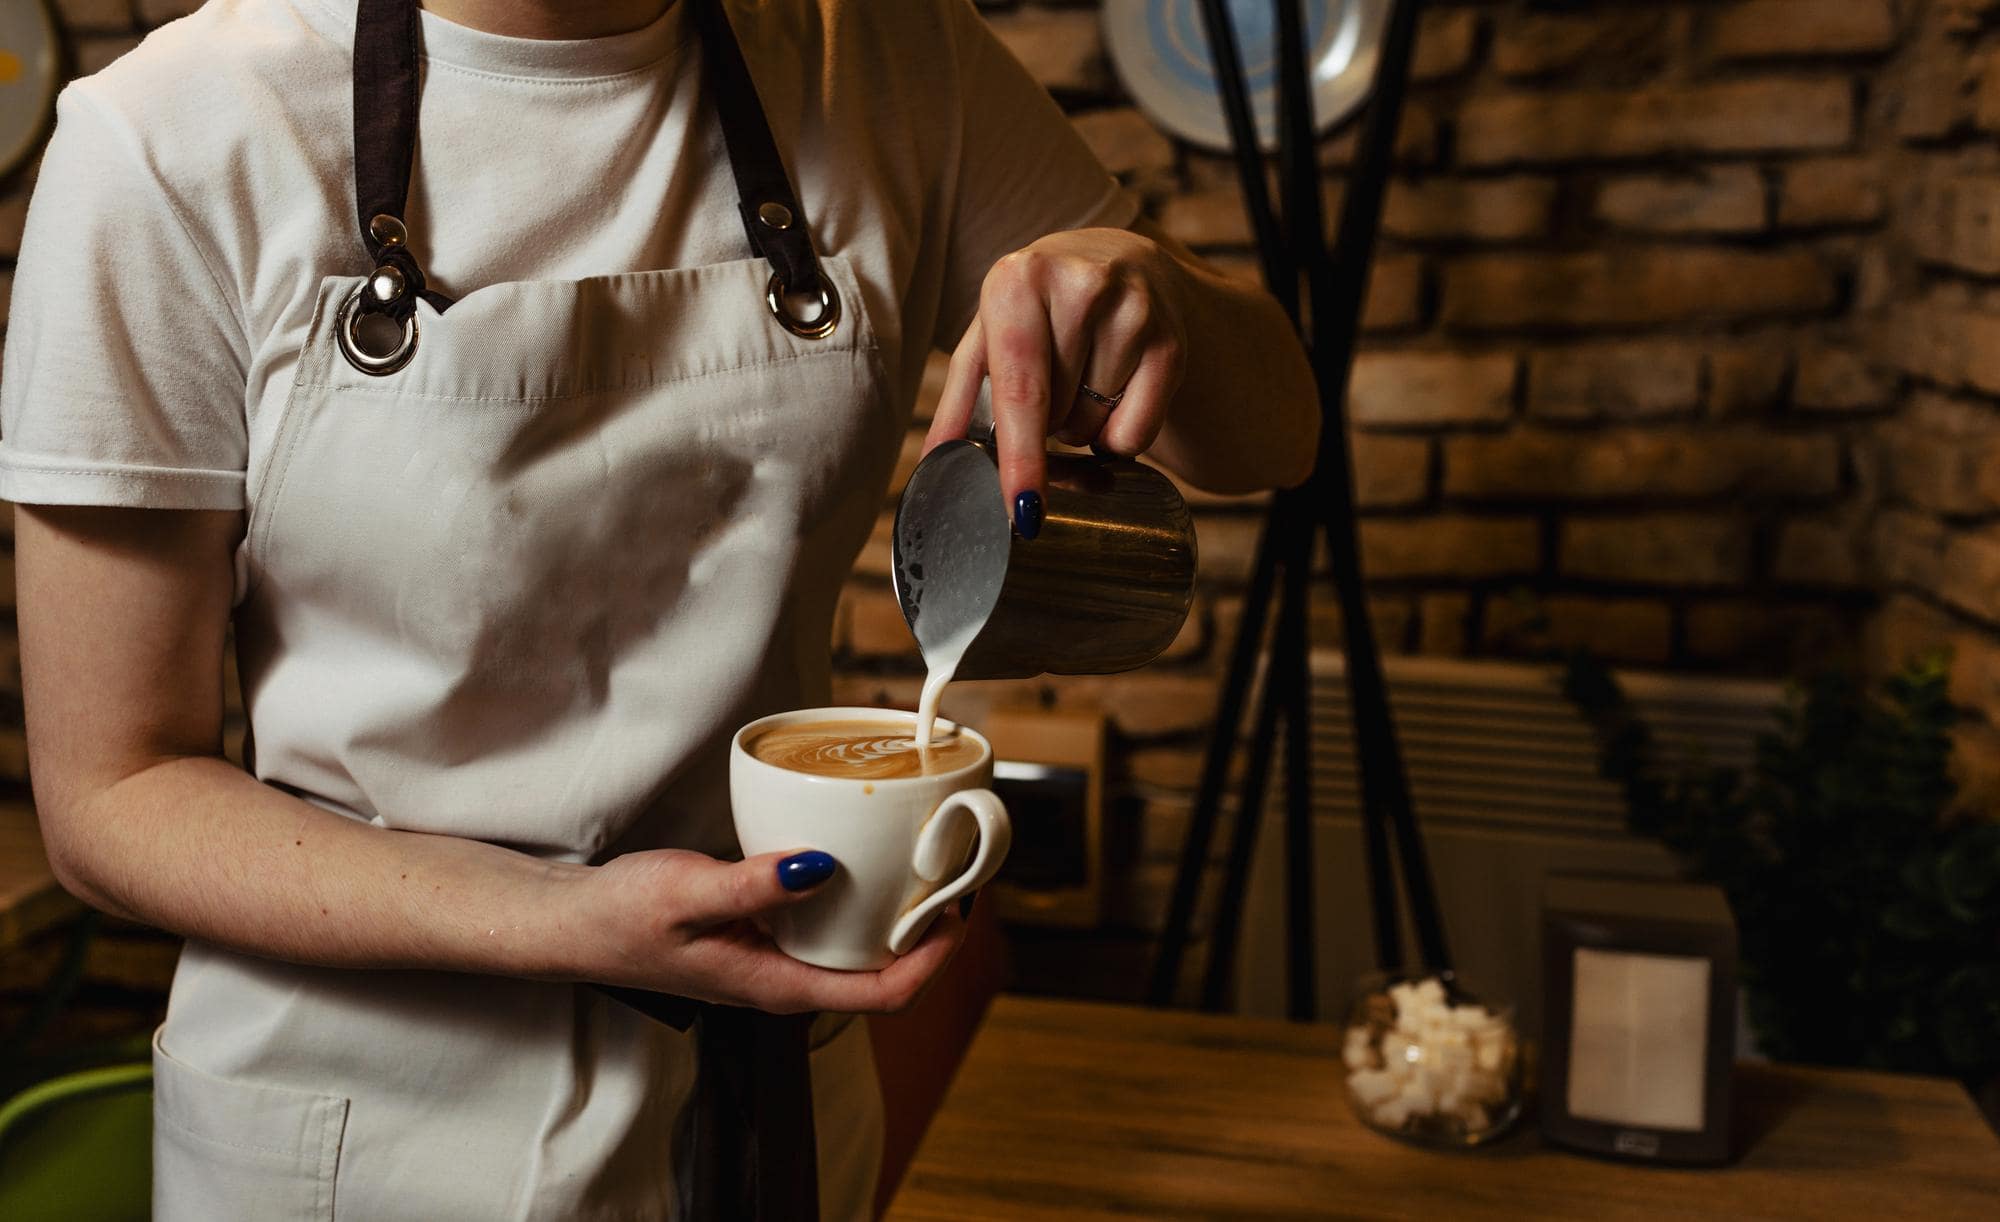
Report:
1561,652,1997,1083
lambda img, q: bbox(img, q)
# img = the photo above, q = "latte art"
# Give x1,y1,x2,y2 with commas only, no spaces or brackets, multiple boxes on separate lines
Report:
747,718,984,779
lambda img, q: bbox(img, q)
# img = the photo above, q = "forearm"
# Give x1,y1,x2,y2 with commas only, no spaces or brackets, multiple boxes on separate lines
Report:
17,498,954,1016
1148,232,1321,493
48,753,597,981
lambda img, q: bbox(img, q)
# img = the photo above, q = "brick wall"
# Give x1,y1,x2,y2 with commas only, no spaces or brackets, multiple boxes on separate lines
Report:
847,0,2000,993
2,1,1995,1016
1860,0,2000,809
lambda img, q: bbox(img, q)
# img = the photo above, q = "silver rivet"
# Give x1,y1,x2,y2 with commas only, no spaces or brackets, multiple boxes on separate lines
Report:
757,201,793,230
369,214,408,247
369,264,406,304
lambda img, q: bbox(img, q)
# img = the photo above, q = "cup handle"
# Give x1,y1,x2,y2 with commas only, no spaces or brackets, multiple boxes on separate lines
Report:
885,788,1011,957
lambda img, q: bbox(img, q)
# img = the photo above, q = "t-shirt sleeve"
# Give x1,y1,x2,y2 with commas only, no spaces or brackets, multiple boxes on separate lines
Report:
0,86,249,510
931,0,1143,349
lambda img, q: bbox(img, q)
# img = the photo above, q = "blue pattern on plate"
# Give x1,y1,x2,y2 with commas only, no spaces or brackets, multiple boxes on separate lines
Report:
1149,0,1337,97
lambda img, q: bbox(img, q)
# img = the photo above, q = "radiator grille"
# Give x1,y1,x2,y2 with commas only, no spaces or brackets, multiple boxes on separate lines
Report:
1232,653,1783,1030
1292,653,1781,837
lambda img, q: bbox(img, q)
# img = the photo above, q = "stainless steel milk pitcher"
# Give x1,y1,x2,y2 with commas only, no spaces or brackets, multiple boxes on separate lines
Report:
892,440,1197,681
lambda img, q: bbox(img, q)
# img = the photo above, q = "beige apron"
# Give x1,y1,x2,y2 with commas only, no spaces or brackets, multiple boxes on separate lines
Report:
150,3,900,1210
156,253,895,1220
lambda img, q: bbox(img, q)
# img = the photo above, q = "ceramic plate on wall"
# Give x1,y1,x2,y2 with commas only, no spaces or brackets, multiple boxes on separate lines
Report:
1103,0,1386,152
0,0,60,178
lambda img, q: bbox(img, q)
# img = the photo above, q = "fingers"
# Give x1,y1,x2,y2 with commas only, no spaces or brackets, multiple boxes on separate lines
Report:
983,264,1054,528
932,231,1191,537
684,908,970,1015
866,905,968,1012
1038,267,1099,445
675,850,833,927
1059,290,1150,447
821,906,967,1014
923,316,987,456
1095,333,1183,457
1055,390,1112,449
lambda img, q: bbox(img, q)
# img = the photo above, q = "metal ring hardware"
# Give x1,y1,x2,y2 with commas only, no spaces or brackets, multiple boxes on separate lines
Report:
335,281,419,376
765,271,841,340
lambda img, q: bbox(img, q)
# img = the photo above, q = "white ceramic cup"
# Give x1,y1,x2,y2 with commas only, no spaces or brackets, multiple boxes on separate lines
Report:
730,707,1012,971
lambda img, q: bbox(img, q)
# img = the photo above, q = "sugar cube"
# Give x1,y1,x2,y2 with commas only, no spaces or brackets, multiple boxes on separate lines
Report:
1347,1068,1398,1105
1372,1097,1413,1129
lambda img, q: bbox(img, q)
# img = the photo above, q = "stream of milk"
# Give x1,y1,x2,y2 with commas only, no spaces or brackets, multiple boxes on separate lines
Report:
913,621,978,749
899,465,1005,751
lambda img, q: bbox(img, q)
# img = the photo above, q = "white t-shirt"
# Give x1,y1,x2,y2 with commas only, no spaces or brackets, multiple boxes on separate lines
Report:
0,0,1136,511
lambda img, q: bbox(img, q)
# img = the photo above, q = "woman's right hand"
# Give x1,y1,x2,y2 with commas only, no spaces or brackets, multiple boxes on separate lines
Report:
579,848,966,1014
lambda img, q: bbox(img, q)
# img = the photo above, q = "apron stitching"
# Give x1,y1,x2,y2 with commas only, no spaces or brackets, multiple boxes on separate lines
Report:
312,1104,330,1220
243,377,328,600
243,284,345,602
323,1099,348,1220
0,465,235,480
291,344,873,405
153,1118,317,1159
249,388,314,573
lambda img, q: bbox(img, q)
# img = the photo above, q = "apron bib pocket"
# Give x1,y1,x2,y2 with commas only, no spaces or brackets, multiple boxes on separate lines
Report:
152,1028,350,1222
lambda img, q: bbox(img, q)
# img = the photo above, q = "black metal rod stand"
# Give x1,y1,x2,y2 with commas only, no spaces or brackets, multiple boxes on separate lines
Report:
1149,0,1452,1019
1303,0,1452,975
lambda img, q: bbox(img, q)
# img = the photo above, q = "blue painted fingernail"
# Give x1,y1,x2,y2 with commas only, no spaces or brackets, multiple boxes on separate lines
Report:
778,851,836,892
1013,490,1043,541
959,890,978,918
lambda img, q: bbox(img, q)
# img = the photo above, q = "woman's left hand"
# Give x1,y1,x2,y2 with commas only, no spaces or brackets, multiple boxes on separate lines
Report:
923,227,1189,540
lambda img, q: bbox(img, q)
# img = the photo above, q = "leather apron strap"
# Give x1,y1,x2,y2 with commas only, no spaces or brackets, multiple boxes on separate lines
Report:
343,3,826,1217
690,0,820,297
599,986,822,1222
350,0,451,317
344,0,838,348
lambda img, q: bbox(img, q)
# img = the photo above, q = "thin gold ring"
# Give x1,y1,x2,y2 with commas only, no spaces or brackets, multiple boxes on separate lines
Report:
1078,383,1125,408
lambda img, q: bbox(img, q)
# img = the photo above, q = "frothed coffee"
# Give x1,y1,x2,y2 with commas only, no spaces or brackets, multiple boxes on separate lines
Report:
745,718,985,780
734,706,1010,970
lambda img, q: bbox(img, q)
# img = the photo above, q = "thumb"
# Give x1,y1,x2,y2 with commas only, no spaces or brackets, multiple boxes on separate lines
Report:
679,850,837,927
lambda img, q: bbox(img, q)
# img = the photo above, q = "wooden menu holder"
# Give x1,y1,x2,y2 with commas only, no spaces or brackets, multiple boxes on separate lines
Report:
979,706,1107,929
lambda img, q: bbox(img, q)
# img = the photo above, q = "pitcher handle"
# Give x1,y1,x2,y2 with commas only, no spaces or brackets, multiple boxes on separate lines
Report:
885,788,1011,957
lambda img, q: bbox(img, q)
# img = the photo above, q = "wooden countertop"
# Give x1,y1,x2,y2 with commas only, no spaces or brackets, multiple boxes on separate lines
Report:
0,800,81,954
888,995,2000,1221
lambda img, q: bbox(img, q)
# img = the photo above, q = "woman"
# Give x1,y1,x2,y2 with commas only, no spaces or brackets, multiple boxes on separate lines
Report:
2,0,1317,1216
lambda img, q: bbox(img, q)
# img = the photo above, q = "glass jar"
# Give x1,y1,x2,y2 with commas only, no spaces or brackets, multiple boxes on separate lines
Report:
1341,971,1524,1148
